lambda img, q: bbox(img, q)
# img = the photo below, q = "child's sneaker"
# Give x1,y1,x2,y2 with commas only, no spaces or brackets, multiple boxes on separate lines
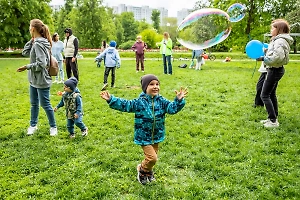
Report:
82,127,88,136
27,126,38,135
101,83,108,91
69,133,75,139
147,171,155,182
264,120,279,128
136,164,148,185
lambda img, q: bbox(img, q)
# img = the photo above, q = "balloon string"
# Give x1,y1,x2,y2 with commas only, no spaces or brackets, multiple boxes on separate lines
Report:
251,60,258,78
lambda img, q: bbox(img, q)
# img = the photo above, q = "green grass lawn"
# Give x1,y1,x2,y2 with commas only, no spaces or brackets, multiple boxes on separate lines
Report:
0,57,300,199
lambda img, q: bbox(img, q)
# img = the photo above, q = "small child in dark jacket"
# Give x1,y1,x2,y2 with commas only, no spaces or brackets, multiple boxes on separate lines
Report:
54,77,88,138
100,74,188,185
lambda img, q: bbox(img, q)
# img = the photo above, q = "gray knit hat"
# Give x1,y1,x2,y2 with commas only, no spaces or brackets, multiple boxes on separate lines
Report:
64,77,78,91
141,74,159,93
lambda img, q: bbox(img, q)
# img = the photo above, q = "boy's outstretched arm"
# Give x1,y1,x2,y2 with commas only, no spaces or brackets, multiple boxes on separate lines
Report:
175,87,188,100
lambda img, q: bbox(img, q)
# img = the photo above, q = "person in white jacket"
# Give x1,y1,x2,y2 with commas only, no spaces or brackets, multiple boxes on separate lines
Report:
256,19,294,128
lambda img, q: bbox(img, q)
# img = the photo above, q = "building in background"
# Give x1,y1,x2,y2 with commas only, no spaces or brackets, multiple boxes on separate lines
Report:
112,4,168,25
177,8,193,25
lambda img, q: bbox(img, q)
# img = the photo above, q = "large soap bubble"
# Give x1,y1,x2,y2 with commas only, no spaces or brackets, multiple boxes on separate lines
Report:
227,3,246,22
176,8,232,50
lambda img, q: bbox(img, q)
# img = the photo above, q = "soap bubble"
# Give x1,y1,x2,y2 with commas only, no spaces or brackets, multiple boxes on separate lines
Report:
227,3,246,23
176,8,231,50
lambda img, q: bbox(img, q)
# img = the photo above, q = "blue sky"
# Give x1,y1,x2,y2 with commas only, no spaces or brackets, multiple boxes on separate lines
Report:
50,0,199,17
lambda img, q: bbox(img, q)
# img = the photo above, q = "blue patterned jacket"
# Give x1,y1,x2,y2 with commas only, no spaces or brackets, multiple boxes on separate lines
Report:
107,92,186,145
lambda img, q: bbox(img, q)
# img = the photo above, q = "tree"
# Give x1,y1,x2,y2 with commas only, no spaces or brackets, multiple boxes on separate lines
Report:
151,10,161,33
0,0,53,48
120,12,138,42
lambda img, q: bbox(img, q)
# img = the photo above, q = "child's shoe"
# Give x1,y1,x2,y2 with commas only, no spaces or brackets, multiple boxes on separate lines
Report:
136,164,148,185
101,83,108,91
147,171,155,182
82,127,88,136
69,133,75,139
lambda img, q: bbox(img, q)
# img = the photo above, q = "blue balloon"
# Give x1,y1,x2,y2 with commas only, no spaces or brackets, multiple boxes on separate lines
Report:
263,43,269,49
245,40,264,59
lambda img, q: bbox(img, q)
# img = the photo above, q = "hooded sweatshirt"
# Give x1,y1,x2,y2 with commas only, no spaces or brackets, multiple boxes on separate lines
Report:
95,47,121,67
264,34,294,68
22,37,52,88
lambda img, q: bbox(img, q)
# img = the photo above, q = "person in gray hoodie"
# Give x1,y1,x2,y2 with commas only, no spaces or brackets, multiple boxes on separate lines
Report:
95,40,121,91
256,19,294,128
17,19,57,136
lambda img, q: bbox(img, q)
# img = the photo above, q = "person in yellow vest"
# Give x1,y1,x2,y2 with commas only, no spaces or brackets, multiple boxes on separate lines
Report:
63,28,79,81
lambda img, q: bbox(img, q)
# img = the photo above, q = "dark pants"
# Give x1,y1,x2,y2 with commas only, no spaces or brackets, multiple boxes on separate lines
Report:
104,67,116,86
260,67,285,122
162,54,172,75
136,53,145,71
255,72,267,106
65,57,79,81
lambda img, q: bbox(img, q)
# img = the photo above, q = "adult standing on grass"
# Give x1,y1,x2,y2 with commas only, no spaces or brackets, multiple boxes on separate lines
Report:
17,19,57,136
51,32,64,84
132,35,147,73
156,32,173,75
63,28,79,81
256,19,293,128
100,74,188,185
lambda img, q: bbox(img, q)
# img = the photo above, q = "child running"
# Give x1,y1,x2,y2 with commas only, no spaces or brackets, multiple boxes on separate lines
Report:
100,74,188,185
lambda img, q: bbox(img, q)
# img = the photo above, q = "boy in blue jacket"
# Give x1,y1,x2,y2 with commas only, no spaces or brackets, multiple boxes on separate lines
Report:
54,77,88,138
95,40,121,91
100,74,188,185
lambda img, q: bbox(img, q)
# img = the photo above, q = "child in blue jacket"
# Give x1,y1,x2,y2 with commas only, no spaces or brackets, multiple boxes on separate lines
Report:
100,74,188,185
54,77,88,138
95,40,121,91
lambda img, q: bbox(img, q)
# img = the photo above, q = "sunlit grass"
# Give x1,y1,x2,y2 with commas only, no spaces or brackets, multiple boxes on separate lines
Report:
0,57,299,199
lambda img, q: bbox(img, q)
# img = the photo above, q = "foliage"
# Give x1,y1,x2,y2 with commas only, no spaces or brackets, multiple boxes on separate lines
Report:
118,40,136,50
1,57,300,199
120,12,138,42
0,0,53,48
151,10,161,33
139,29,161,49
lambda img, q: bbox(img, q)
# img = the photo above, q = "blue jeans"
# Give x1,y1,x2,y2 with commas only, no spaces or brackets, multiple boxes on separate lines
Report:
260,67,285,122
29,86,56,127
67,115,86,134
162,54,172,74
55,60,64,81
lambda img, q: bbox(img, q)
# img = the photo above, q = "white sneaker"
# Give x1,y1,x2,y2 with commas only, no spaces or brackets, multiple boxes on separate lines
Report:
260,119,270,124
50,127,58,136
82,127,88,136
27,126,38,135
264,120,279,128
101,83,108,91
260,119,279,124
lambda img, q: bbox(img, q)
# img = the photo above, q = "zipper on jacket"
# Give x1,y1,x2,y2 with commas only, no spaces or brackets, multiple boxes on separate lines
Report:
151,97,155,144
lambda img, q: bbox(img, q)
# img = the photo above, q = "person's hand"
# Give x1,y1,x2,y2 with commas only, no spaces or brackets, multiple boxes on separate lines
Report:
256,57,264,61
100,91,111,101
17,66,27,72
72,57,76,62
74,113,78,118
54,107,58,112
175,87,188,101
